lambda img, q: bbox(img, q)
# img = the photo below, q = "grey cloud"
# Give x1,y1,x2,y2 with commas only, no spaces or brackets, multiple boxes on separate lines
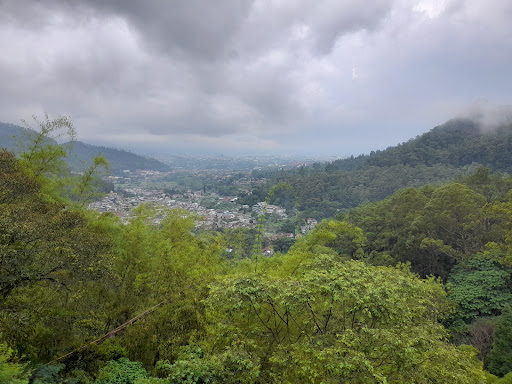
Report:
74,0,252,61
2,0,512,155
304,0,393,54
234,0,393,58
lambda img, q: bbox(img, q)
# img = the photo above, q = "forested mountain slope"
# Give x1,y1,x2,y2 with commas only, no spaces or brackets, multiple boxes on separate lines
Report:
65,141,170,174
244,119,512,219
366,118,512,170
0,122,170,174
332,118,512,171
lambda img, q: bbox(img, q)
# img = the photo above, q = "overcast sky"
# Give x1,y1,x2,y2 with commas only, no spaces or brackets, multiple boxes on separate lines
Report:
1,0,512,156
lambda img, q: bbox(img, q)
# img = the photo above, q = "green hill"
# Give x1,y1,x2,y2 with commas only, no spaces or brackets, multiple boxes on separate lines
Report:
65,141,170,174
243,119,512,219
332,118,512,171
0,122,170,175
0,122,43,150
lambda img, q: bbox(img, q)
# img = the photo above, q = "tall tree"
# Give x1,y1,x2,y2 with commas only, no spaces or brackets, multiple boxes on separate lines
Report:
487,305,512,377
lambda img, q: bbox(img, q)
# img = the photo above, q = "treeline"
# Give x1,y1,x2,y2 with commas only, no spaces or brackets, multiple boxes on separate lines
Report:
65,142,170,175
363,119,512,170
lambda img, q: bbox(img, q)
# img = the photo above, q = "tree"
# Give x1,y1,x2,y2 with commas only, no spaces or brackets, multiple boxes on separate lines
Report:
17,113,76,200
487,305,512,377
203,255,489,383
18,113,76,176
447,255,512,325
0,151,113,361
291,219,367,259
71,155,110,207
0,341,29,384
95,358,148,384
109,208,227,367
266,182,297,213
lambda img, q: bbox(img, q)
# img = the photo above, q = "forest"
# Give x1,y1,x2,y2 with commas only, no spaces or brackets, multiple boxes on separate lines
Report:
2,116,512,383
241,119,512,220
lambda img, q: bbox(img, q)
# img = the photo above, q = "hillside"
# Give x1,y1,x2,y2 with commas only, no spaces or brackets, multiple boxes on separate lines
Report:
0,122,170,175
65,141,170,174
243,119,512,219
0,122,42,149
332,118,512,171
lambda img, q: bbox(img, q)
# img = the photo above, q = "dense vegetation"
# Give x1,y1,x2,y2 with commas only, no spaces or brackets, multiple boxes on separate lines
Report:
2,116,512,383
241,119,512,220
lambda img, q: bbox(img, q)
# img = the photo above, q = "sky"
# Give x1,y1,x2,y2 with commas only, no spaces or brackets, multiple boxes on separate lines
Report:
1,0,512,156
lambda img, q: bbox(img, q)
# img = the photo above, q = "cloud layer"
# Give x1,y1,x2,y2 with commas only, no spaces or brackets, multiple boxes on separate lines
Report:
1,0,512,155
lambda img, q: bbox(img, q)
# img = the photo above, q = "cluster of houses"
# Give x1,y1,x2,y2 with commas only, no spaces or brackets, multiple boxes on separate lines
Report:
251,202,287,217
88,189,318,243
88,189,256,229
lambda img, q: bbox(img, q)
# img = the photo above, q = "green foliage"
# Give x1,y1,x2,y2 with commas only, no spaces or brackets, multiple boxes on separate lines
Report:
266,182,297,212
270,163,466,220
95,358,148,384
31,364,65,384
487,305,512,377
94,339,128,362
6,114,512,382
132,379,167,384
250,120,512,221
71,156,110,207
0,151,114,361
346,181,508,278
496,372,512,383
291,219,367,259
65,142,170,175
105,207,227,367
158,346,220,384
16,113,76,201
464,317,497,365
364,119,512,172
0,122,169,175
0,341,29,384
447,255,512,325
272,237,295,254
204,255,487,382
221,227,256,259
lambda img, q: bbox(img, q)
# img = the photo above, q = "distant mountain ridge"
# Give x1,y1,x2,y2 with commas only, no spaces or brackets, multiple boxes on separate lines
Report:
65,141,170,174
0,122,170,174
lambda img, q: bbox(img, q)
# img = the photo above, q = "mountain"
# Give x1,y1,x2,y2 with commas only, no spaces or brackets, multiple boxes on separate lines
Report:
332,118,512,172
65,141,170,174
0,122,41,149
244,118,512,220
0,122,170,175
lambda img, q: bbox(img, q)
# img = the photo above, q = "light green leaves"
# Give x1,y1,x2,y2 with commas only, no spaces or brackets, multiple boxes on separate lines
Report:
204,255,486,382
